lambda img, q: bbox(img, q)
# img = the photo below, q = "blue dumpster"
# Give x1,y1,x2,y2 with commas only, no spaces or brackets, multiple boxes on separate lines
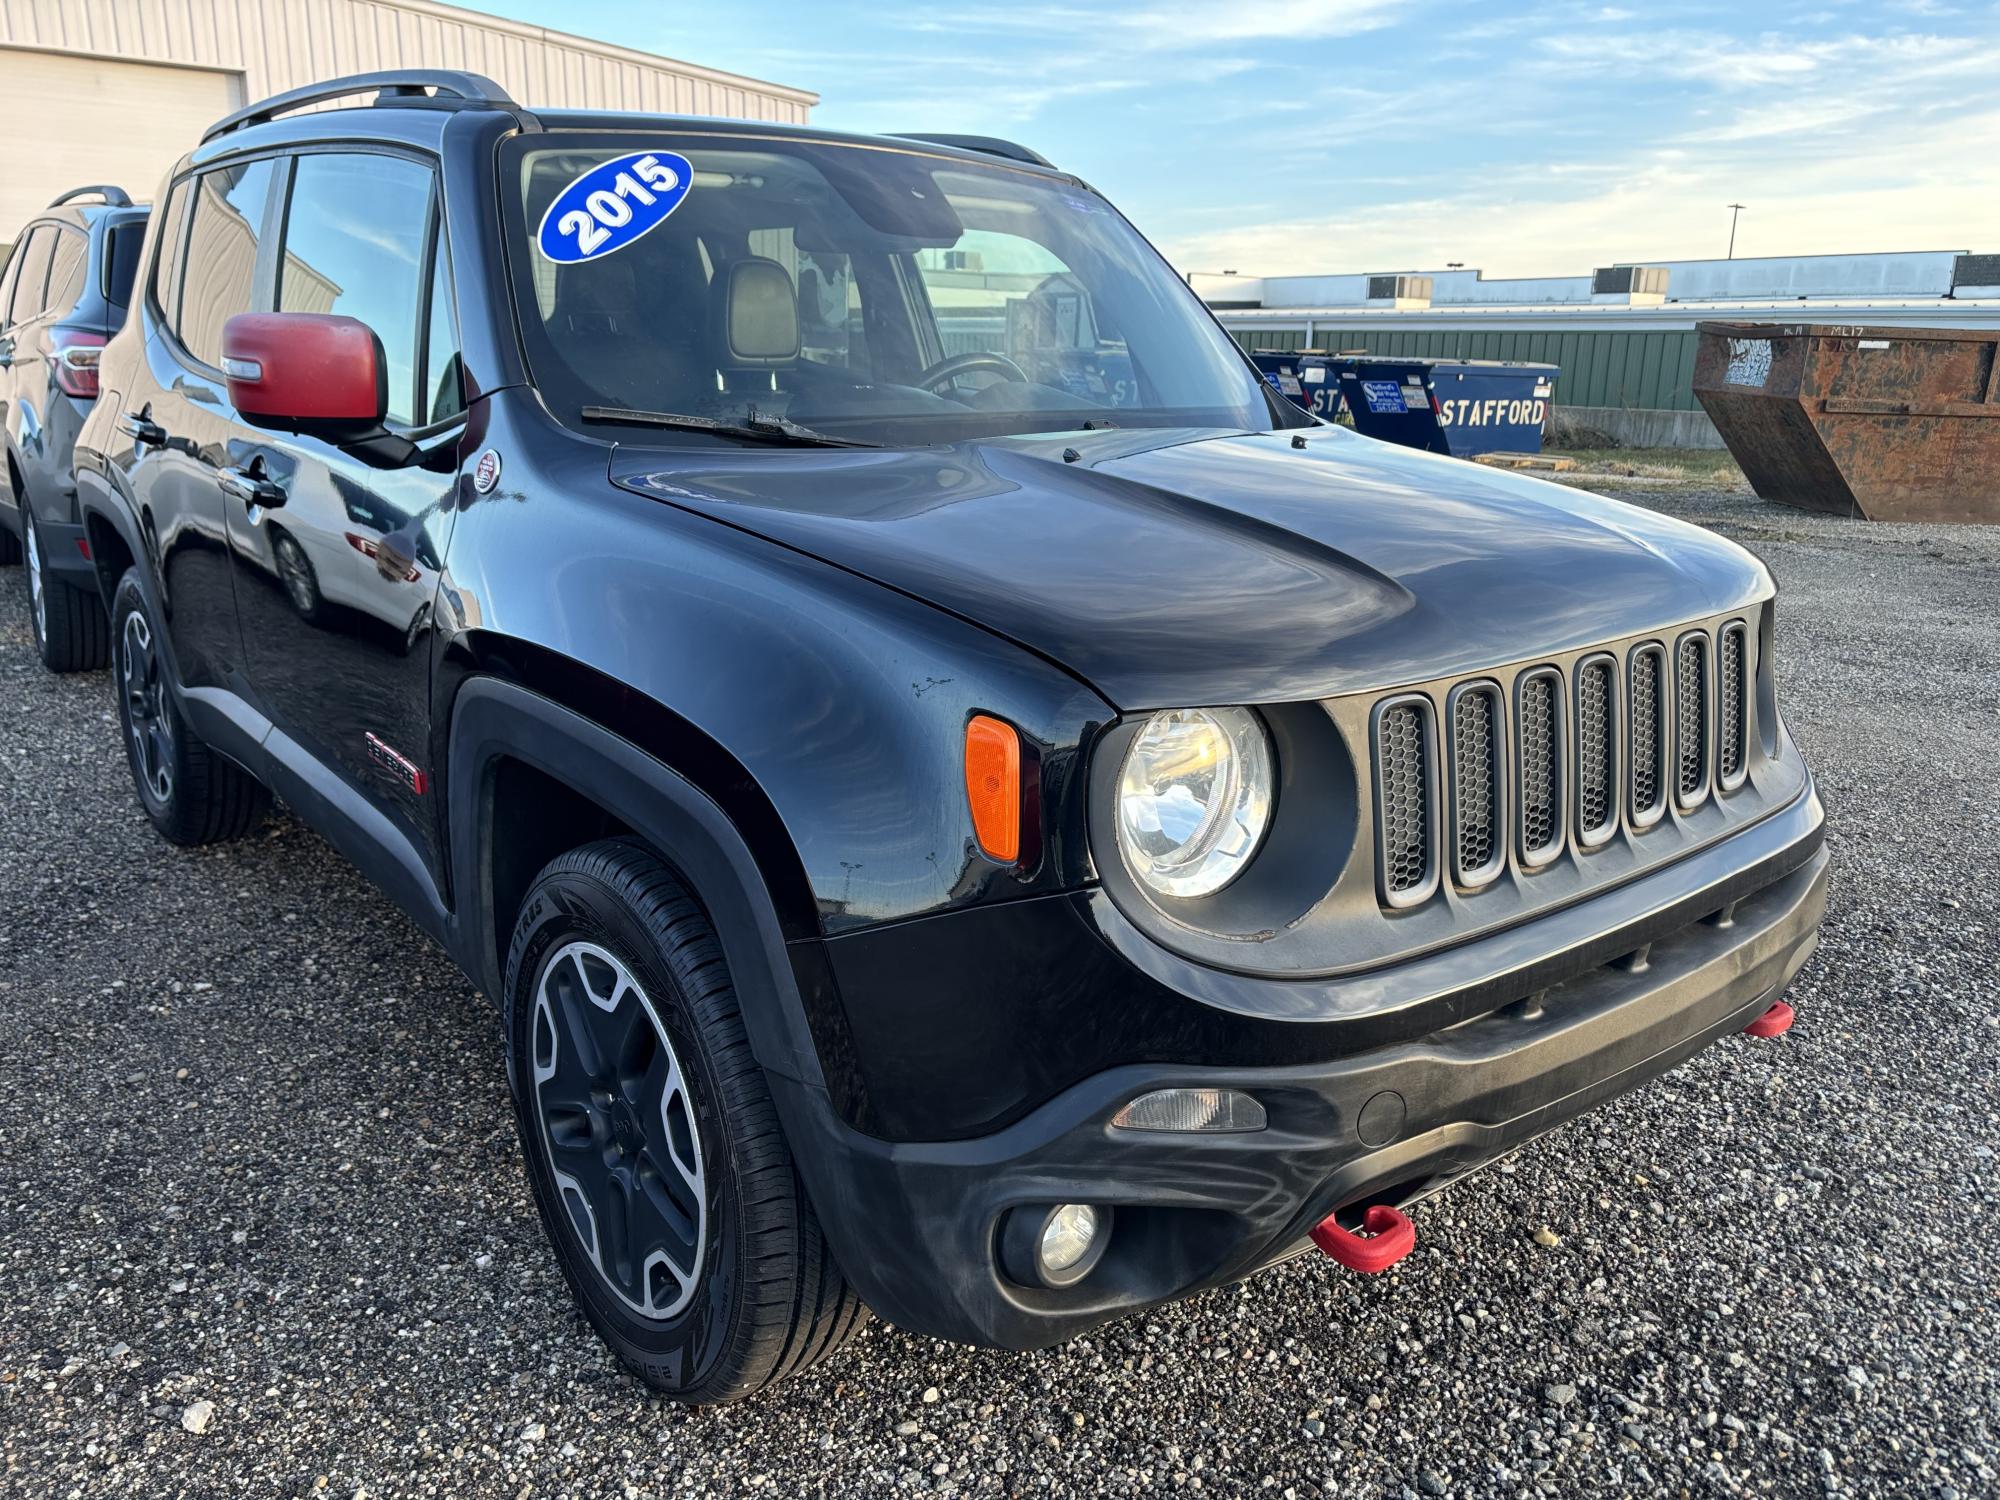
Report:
1249,350,1310,410
1333,357,1558,457
1297,355,1341,420
1249,350,1342,418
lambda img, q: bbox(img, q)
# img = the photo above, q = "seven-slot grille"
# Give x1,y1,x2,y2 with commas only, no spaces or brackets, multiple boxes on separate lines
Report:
1370,621,1754,905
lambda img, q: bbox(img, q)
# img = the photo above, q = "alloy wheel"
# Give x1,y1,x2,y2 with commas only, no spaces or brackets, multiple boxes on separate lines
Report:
532,940,708,1320
25,517,45,644
120,611,174,803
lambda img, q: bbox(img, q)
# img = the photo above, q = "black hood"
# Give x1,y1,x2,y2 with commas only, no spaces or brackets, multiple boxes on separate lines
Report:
611,426,1772,710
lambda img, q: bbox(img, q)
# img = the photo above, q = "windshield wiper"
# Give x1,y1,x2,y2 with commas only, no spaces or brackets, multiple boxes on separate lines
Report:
581,405,879,448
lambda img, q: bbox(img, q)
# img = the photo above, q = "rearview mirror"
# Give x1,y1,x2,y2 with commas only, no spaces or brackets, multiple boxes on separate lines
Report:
223,312,387,440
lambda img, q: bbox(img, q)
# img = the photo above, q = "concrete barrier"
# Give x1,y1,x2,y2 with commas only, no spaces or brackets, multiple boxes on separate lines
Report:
1549,404,1724,451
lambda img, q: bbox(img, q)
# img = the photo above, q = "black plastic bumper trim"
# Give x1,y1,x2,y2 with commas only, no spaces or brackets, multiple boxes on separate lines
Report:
777,842,1828,1349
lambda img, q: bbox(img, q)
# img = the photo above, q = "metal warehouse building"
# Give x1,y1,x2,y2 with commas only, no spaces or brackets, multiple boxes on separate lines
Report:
0,0,814,255
1203,253,2000,447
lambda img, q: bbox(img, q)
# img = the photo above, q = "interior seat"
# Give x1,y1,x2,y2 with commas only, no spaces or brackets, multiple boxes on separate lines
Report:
548,236,709,410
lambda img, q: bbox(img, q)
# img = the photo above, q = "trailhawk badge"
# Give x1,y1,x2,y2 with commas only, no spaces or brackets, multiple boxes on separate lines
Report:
473,449,503,494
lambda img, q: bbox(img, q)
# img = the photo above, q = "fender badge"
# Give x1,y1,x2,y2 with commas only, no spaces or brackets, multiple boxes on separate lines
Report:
472,449,503,494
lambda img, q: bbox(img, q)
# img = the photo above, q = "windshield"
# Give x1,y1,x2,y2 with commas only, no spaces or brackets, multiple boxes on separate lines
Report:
502,132,1288,446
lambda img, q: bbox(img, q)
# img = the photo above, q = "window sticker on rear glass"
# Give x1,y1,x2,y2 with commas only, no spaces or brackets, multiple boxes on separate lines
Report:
536,152,694,264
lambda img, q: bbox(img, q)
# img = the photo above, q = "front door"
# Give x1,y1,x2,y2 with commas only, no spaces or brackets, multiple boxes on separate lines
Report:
220,149,465,886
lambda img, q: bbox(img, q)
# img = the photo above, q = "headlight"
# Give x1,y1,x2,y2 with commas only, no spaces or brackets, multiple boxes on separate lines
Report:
1115,708,1273,899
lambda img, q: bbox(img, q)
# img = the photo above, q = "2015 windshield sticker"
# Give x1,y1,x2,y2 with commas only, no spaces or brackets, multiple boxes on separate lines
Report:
536,152,693,264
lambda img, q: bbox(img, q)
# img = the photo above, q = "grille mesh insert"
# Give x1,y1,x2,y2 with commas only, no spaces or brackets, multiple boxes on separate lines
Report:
1675,636,1708,802
1452,687,1500,879
1518,672,1561,859
1367,622,1750,904
1630,647,1664,818
1719,623,1747,784
1577,659,1615,837
1377,703,1432,897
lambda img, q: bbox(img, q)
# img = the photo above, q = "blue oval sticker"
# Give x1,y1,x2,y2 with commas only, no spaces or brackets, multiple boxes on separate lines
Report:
536,151,694,265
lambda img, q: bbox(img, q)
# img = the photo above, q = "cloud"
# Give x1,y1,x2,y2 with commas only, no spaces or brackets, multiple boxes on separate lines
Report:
900,0,1406,49
1158,17,2000,277
1161,99,2000,276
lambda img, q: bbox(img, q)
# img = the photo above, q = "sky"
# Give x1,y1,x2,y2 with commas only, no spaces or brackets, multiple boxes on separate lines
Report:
474,0,2000,280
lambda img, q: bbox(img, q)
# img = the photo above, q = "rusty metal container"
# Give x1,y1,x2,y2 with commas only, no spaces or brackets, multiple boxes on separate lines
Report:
1692,321,2000,523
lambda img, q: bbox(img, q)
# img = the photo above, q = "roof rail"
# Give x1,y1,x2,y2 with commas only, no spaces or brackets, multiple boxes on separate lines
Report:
893,133,1055,170
202,69,517,145
49,184,133,208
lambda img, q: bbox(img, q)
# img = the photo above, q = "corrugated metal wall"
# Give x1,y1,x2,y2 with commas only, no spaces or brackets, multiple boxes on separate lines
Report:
1231,326,1702,412
0,0,816,121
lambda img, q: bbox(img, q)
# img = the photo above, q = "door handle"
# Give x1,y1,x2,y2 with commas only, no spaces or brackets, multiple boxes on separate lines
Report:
120,409,166,447
219,463,286,508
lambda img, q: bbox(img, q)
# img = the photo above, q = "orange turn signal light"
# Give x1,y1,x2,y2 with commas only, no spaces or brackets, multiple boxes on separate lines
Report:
964,714,1022,864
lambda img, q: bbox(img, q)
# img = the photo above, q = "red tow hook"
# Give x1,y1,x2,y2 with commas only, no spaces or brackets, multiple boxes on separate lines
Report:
1744,1000,1795,1039
1311,1204,1416,1273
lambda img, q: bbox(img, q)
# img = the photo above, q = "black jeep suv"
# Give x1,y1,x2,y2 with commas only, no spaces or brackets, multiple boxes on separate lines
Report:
2,185,148,671
74,73,1826,1403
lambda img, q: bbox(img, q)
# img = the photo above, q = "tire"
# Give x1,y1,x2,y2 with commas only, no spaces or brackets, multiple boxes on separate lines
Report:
26,510,109,672
111,569,270,846
503,839,867,1403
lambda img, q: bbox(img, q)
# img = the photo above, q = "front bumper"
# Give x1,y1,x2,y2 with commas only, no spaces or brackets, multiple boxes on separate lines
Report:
776,790,1827,1350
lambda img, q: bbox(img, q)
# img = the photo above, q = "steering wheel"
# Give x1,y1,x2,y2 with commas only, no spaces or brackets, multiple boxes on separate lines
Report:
917,350,1030,394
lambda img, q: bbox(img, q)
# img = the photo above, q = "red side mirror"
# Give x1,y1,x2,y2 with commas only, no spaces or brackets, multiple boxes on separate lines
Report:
222,312,386,433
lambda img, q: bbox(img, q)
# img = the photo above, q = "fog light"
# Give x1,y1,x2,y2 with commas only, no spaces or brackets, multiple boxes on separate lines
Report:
1040,1204,1098,1274
1001,1203,1112,1289
1111,1087,1266,1133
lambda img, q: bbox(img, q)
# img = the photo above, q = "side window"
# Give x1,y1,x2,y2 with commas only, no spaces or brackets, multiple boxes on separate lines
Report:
150,178,190,322
0,240,18,327
178,157,279,368
104,218,148,309
421,229,463,425
278,152,436,428
45,228,88,318
5,228,55,327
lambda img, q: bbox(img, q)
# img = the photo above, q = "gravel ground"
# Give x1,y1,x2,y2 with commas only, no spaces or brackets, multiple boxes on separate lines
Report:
1,485,1996,1499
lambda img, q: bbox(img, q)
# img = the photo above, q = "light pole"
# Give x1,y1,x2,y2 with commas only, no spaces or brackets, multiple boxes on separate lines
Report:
1726,203,1746,259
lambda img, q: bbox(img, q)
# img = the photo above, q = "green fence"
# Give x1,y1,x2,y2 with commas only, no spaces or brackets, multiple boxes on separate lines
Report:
1229,326,1702,412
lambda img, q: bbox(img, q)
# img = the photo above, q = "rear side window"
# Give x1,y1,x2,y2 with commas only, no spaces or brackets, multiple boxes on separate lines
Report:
103,218,147,309
177,157,279,368
150,179,190,320
44,228,87,317
277,152,439,428
5,228,54,326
